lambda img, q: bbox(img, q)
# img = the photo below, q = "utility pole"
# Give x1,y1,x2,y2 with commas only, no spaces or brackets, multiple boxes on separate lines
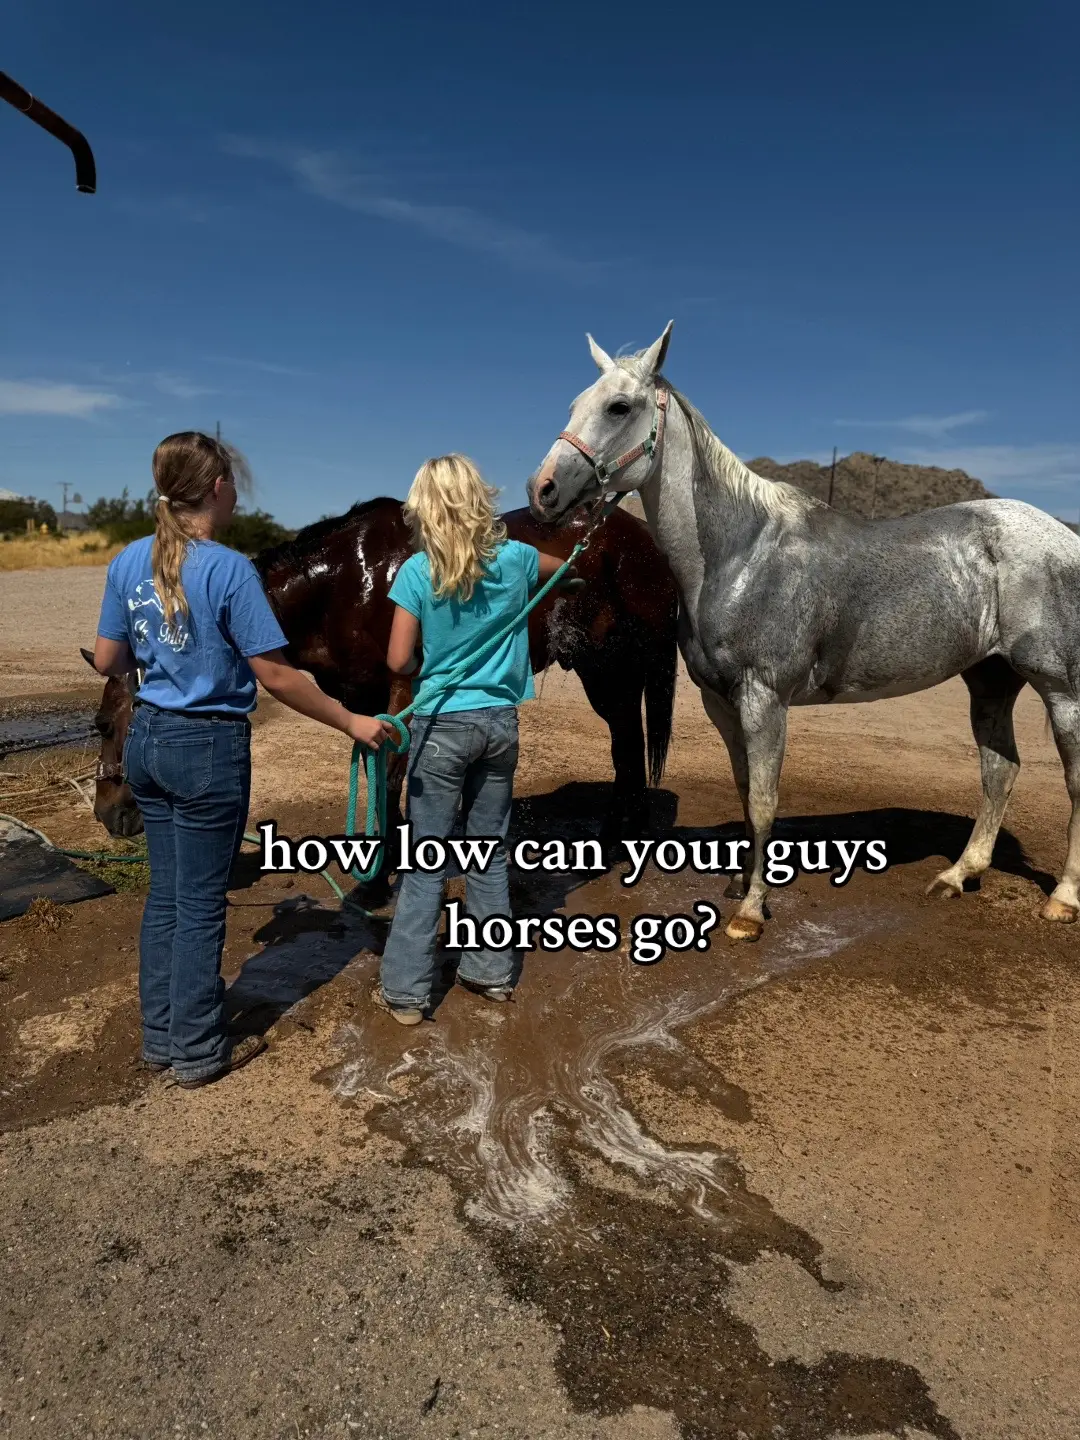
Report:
827,446,837,508
215,420,221,442
58,480,71,514
869,454,885,521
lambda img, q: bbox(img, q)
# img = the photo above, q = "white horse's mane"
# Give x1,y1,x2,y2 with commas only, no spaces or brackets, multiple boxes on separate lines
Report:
614,353,819,522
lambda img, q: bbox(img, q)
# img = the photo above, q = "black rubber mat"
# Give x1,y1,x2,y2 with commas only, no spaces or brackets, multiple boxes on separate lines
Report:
0,819,113,921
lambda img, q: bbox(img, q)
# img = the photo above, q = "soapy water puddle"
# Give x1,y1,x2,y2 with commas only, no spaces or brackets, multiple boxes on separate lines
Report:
316,864,896,1233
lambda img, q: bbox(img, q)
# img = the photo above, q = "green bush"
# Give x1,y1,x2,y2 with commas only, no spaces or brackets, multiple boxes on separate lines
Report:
86,489,155,543
84,489,292,555
218,508,293,555
0,496,58,536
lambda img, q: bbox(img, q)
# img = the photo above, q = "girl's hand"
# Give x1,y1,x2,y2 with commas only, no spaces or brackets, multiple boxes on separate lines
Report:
554,565,585,594
346,713,397,750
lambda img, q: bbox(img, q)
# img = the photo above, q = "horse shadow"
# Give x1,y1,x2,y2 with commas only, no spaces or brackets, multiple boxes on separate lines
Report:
509,782,1055,903
220,783,1055,1037
759,805,1055,895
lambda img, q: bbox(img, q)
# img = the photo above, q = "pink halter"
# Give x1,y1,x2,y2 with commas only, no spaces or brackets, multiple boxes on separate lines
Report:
558,386,669,487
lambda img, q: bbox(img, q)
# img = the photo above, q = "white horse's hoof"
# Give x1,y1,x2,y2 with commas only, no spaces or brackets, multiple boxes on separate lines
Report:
725,914,763,942
926,872,964,900
1041,897,1078,924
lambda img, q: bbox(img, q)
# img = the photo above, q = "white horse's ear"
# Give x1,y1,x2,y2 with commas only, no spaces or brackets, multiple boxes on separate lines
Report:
641,320,674,377
586,333,615,374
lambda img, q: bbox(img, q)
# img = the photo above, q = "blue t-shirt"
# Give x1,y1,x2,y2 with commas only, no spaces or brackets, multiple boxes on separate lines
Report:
388,539,540,714
96,536,288,715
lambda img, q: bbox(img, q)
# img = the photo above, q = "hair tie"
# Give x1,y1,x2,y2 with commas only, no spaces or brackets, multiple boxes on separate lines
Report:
156,494,171,507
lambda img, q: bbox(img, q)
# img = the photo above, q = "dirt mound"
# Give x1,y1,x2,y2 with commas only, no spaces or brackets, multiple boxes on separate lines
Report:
618,452,996,523
747,450,996,520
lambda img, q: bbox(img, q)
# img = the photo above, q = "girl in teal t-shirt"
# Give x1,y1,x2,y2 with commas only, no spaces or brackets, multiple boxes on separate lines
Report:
376,454,566,1024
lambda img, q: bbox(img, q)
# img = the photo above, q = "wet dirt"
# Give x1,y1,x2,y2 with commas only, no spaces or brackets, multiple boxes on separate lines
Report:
0,706,95,758
3,648,1080,1436
309,826,975,1439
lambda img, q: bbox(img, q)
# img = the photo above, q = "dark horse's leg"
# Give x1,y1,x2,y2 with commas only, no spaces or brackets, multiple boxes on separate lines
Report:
927,656,1025,901
575,657,649,851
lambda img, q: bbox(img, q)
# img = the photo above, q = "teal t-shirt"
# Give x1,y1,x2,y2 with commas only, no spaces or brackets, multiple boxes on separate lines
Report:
388,538,540,714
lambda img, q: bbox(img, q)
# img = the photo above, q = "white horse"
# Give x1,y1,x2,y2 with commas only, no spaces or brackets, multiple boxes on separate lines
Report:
527,321,1080,940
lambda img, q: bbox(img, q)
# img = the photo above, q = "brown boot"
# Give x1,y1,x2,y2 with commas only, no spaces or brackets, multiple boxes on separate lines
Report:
174,1034,267,1090
370,985,424,1026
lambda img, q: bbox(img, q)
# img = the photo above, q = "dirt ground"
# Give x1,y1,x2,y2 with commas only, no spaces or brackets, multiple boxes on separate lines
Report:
1,564,1078,1440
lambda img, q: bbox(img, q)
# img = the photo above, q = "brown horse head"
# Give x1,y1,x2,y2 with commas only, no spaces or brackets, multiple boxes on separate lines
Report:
80,648,143,837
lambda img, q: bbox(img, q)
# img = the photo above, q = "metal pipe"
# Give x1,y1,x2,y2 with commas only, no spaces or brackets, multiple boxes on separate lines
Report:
0,71,96,192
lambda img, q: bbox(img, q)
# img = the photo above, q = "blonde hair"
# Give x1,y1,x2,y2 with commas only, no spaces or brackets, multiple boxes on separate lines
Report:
150,431,250,626
403,454,507,602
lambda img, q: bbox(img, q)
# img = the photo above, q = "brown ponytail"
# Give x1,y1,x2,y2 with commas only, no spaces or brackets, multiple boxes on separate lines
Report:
150,431,251,627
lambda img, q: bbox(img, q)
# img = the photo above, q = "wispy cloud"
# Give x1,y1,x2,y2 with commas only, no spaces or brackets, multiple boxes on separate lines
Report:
901,443,1080,491
206,355,313,379
835,410,989,439
113,194,215,225
0,380,125,419
152,373,217,400
222,136,603,281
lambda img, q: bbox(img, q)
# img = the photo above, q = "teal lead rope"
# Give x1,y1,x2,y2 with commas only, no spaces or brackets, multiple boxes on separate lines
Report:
342,532,594,885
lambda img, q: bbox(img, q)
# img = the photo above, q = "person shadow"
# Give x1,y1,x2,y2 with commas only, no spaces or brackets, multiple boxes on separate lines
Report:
222,877,388,1039
218,780,1054,1037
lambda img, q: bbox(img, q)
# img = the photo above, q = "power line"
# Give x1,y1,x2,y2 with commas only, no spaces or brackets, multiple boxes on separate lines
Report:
869,454,885,520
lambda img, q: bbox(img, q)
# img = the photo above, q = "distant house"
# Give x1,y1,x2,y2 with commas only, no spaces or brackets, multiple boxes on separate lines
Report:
56,510,90,533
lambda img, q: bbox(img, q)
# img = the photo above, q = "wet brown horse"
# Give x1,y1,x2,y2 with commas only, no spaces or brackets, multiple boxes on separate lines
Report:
85,498,679,872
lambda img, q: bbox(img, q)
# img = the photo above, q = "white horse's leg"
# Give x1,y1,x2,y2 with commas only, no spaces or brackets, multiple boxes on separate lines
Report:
700,689,751,900
726,685,788,941
928,661,1023,899
1040,689,1080,923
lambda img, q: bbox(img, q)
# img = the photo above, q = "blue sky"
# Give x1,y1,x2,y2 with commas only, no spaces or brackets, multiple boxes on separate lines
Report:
2,1,1077,527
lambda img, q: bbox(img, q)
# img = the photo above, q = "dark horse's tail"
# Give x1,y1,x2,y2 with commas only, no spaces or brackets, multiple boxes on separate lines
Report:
645,594,679,786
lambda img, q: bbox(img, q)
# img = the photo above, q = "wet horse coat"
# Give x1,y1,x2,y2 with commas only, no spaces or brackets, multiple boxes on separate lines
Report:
528,321,1080,938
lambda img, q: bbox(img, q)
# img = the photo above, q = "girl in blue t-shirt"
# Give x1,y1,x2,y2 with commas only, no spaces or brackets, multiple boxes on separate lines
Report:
94,431,393,1088
376,453,567,1025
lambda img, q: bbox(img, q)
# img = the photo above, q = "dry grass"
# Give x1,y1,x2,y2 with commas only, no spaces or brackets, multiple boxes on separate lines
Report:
0,744,99,822
21,896,71,933
0,531,124,572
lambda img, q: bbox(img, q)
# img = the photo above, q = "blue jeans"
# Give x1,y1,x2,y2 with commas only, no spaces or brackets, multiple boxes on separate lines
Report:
123,704,251,1080
379,706,519,1009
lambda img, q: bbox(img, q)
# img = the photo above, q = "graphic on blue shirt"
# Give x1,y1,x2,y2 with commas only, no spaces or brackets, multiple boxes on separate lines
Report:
127,577,189,653
388,538,540,715
96,536,288,715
